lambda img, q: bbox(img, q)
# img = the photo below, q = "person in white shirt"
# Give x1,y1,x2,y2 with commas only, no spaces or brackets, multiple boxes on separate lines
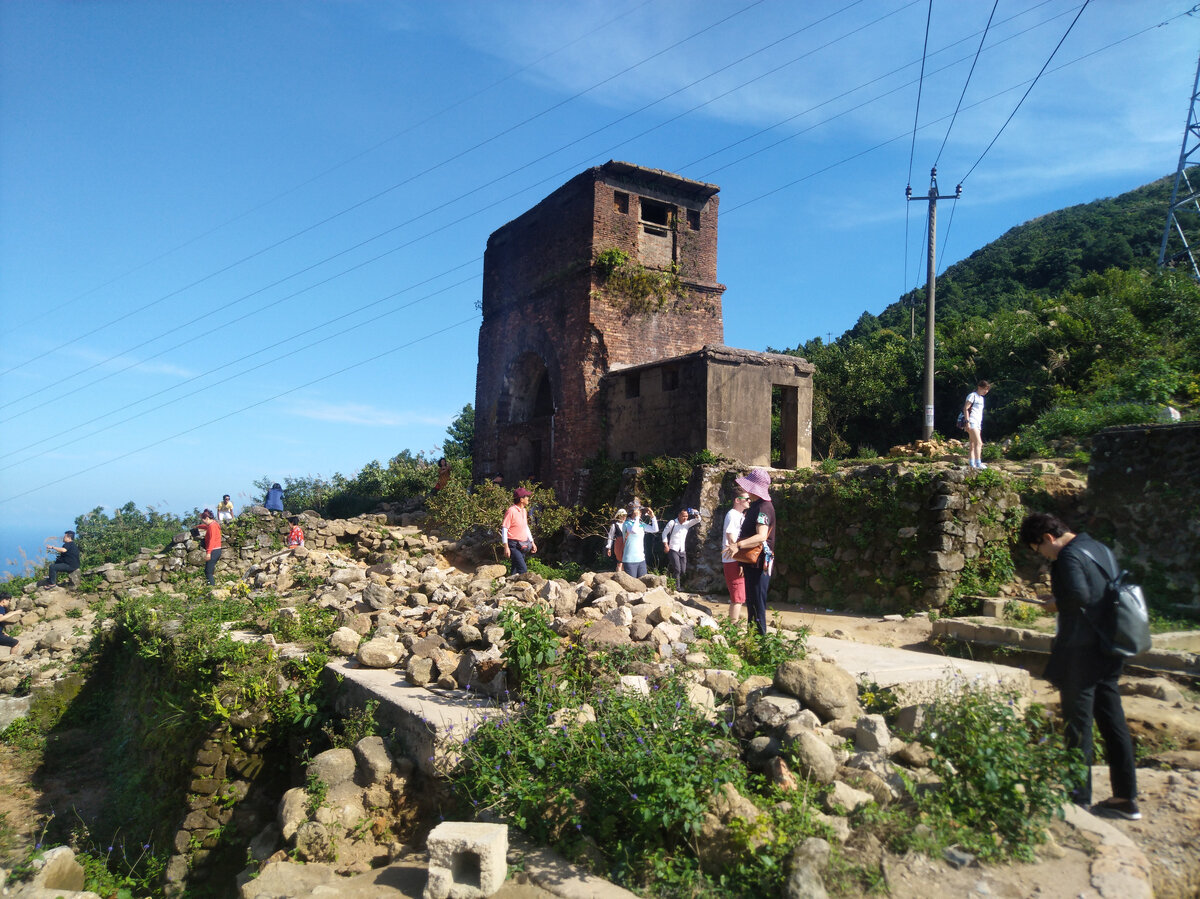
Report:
722,493,750,624
963,379,991,470
661,507,701,589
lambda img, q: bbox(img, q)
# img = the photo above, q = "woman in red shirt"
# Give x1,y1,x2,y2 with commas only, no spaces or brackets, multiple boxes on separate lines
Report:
199,509,223,586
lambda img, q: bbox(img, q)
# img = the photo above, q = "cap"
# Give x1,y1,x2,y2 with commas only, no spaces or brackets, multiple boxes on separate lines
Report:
513,487,533,500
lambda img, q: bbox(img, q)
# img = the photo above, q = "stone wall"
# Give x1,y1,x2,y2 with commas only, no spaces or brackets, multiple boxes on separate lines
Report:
669,464,1023,613
1089,422,1200,610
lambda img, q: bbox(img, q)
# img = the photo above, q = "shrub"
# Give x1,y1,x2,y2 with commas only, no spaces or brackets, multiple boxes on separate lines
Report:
905,687,1084,861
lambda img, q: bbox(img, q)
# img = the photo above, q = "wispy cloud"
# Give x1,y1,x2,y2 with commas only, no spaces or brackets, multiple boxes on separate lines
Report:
285,400,448,428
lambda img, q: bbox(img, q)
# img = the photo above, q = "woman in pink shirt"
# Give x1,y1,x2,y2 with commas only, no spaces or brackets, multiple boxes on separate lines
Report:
501,487,537,574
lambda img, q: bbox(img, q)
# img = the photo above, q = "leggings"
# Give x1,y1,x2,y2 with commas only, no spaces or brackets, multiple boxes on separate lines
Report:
205,548,223,586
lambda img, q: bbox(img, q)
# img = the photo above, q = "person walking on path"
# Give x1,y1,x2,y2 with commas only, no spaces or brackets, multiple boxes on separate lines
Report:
605,508,628,573
722,492,750,626
963,380,991,469
501,487,537,575
1019,511,1140,820
265,483,285,515
731,468,776,636
621,502,659,579
662,507,701,589
217,495,235,523
44,530,80,587
198,509,223,587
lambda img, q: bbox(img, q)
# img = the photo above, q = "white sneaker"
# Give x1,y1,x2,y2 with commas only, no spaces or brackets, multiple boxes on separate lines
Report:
977,462,988,470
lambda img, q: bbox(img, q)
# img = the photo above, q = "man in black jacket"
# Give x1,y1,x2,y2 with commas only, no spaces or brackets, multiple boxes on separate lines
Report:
45,530,80,587
1019,512,1140,820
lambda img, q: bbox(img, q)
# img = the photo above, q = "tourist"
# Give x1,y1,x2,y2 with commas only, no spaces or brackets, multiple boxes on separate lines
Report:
621,502,659,579
722,492,750,626
963,379,991,470
265,482,285,515
198,509,223,587
434,458,452,493
605,508,628,573
501,487,537,575
731,468,776,636
1019,511,1140,820
0,588,22,657
661,507,701,589
286,517,305,547
44,530,80,587
217,494,235,523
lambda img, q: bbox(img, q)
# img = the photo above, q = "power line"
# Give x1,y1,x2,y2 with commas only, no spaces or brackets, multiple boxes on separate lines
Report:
0,0,658,338
934,0,1000,165
0,317,480,506
906,0,935,189
960,0,1092,184
0,0,879,419
0,0,768,381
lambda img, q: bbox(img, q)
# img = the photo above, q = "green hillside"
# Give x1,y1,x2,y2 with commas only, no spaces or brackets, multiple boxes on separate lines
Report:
780,174,1200,458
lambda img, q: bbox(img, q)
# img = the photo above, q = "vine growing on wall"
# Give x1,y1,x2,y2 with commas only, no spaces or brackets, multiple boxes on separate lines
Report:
592,247,685,314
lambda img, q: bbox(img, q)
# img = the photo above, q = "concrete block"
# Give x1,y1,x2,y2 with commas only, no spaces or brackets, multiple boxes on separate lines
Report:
424,821,508,899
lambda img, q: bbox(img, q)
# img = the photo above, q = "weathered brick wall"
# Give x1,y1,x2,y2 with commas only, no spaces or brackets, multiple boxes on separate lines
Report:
1089,422,1200,609
475,163,729,496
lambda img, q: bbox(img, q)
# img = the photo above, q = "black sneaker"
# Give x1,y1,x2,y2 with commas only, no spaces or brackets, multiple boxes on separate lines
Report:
1092,797,1141,820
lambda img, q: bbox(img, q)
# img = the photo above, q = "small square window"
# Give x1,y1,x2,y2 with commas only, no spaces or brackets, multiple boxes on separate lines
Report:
686,209,700,231
662,368,679,391
614,191,629,214
625,372,640,399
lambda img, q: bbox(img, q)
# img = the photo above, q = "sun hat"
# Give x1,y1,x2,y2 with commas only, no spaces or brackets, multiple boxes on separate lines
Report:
734,468,771,501
614,508,627,519
513,487,533,500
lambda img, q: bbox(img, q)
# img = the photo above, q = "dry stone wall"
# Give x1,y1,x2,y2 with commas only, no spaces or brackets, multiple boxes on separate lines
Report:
1089,422,1200,611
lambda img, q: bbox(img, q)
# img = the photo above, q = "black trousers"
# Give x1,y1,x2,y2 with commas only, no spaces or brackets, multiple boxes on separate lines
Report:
1058,650,1137,804
205,548,223,586
47,562,76,585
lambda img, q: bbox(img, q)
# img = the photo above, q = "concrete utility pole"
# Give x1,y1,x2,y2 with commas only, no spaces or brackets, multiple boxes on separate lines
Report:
907,167,960,439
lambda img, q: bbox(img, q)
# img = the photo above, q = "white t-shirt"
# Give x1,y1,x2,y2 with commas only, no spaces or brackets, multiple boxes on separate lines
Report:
965,391,986,430
721,508,745,563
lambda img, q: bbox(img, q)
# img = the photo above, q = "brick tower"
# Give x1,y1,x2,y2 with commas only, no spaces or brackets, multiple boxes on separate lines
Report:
473,161,726,498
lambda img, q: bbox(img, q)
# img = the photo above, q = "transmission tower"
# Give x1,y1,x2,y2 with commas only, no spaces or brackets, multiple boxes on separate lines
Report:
1158,52,1200,280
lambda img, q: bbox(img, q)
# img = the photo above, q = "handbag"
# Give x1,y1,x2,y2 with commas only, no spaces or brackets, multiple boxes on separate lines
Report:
732,543,762,565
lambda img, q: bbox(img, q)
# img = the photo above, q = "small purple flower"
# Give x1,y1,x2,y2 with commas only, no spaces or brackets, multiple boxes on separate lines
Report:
636,736,644,745
630,793,639,800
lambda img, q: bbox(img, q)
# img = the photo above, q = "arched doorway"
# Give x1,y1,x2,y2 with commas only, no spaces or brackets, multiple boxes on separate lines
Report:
498,352,555,485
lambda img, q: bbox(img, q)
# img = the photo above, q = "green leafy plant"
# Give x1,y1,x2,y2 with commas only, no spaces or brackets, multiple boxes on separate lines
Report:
904,687,1084,861
498,604,560,687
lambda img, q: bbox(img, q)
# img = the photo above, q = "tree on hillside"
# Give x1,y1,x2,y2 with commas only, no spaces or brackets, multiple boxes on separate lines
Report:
443,403,474,462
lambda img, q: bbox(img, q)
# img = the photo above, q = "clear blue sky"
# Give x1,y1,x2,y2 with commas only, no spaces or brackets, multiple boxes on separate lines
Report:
1,0,1196,573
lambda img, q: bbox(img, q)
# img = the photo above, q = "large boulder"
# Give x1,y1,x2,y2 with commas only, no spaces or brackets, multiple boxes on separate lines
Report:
774,659,862,722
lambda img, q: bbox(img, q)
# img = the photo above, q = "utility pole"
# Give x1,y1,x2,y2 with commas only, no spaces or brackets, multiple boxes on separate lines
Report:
907,167,961,439
1158,51,1200,280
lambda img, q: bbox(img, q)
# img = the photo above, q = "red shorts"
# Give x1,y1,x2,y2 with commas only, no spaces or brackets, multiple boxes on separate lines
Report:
723,561,746,604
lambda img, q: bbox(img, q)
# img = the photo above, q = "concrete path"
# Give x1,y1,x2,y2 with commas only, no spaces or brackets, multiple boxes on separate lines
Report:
806,635,1031,703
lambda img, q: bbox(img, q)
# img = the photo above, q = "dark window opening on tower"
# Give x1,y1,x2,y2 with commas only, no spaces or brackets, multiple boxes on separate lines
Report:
625,372,640,399
662,367,679,391
614,191,629,214
687,209,700,231
640,198,672,235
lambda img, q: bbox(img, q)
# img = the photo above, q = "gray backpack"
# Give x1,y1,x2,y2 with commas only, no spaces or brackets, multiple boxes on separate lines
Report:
1075,543,1152,659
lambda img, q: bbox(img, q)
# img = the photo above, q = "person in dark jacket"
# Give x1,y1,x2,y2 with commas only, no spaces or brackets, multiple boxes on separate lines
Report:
1019,512,1140,820
265,483,285,514
45,530,80,586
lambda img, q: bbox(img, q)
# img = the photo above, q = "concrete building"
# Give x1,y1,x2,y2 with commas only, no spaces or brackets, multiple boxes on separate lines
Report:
473,161,813,499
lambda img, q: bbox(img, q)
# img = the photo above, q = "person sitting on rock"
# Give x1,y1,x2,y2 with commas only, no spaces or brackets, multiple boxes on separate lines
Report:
44,530,80,587
0,587,22,657
265,482,285,515
287,517,305,547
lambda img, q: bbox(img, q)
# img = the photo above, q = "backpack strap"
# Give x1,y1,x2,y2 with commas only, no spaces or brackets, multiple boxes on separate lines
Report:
1073,543,1119,583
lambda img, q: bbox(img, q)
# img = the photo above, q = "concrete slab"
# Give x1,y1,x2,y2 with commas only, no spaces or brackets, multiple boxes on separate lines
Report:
806,635,1031,703
326,659,510,777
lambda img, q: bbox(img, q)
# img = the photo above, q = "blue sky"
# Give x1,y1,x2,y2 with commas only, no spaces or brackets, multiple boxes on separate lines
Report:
1,0,1196,573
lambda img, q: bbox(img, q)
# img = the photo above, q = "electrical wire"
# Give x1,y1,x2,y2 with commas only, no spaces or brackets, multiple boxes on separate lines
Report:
935,0,1000,165
906,0,935,189
0,317,480,506
960,0,1092,184
0,0,768,381
0,0,657,338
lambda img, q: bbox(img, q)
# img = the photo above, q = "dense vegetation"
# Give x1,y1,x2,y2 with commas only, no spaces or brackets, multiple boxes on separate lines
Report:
778,174,1200,458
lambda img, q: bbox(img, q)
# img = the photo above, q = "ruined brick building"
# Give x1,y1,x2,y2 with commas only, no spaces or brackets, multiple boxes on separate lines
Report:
473,161,814,500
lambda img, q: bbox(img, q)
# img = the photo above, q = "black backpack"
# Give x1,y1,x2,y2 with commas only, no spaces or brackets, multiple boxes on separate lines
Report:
1074,543,1152,659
